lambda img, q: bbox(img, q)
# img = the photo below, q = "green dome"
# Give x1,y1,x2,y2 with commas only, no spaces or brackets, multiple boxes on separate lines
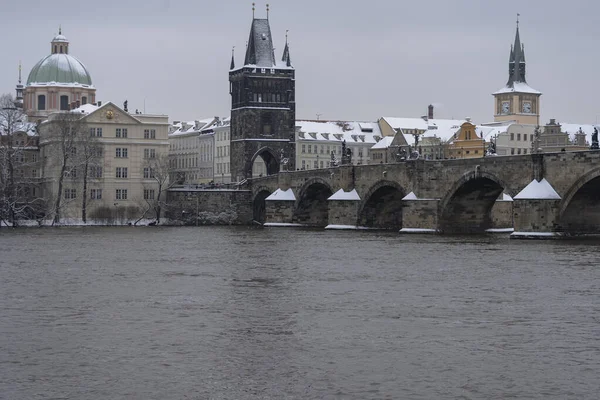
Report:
27,53,93,87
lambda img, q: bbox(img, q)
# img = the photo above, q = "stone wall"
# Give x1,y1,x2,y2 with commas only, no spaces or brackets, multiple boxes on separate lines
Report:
167,189,253,225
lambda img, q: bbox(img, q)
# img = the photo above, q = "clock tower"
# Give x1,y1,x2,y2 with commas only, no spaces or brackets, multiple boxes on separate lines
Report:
493,19,541,125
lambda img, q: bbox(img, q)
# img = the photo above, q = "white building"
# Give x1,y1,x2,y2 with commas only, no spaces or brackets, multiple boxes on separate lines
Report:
168,118,216,185
295,120,383,169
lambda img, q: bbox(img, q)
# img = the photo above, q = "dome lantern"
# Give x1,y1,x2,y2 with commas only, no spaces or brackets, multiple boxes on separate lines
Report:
51,27,69,54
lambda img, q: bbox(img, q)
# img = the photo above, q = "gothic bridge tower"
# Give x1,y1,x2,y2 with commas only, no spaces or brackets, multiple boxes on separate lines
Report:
229,6,295,181
493,17,541,125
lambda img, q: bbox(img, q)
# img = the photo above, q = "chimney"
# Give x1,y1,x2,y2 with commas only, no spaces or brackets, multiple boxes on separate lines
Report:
428,104,434,120
550,118,556,125
97,101,102,107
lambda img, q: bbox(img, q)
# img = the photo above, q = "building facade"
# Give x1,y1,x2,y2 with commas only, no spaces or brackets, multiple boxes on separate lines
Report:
39,102,169,222
168,118,216,185
229,13,296,181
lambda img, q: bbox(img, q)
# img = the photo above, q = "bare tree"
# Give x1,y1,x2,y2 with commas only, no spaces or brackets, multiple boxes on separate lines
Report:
41,111,88,224
142,153,174,224
0,93,39,226
74,130,101,223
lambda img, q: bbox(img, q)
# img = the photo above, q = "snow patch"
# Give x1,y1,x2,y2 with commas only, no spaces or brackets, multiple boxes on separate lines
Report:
263,222,304,227
402,191,418,200
328,189,360,201
399,228,438,233
511,231,562,239
486,228,515,233
499,193,514,202
265,188,296,201
514,178,561,200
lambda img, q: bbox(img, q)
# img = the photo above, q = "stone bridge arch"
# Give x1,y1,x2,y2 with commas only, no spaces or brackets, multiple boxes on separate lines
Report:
251,185,273,224
358,180,406,229
293,177,334,227
557,166,600,234
439,170,509,233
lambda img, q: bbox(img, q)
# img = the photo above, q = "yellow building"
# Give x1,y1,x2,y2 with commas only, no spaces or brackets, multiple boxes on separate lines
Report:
447,122,486,159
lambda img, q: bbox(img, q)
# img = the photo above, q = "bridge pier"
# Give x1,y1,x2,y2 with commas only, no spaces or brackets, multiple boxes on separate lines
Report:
510,178,563,239
263,189,301,227
511,199,561,239
325,189,361,230
400,195,440,234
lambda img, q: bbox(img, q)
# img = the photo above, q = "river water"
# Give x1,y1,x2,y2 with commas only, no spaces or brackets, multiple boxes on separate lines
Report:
0,227,598,399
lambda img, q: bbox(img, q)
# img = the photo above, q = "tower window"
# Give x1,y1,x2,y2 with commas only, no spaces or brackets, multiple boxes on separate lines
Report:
82,96,87,105
37,95,46,110
60,95,69,110
54,45,57,53
60,45,63,54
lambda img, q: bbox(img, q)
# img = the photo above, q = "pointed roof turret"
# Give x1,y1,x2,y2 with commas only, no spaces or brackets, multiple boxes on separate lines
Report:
244,18,276,67
230,47,235,70
508,16,526,85
281,30,292,67
494,16,539,95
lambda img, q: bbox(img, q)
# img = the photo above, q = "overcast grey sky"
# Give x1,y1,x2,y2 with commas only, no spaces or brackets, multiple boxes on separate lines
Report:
2,0,599,124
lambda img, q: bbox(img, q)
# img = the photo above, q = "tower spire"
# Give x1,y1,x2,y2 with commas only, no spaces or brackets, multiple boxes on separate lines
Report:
266,3,269,19
507,15,526,86
252,2,255,19
18,61,22,84
282,30,291,67
230,46,235,70
59,24,62,35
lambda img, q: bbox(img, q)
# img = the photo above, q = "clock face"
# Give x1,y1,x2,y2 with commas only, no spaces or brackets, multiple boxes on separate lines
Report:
522,102,532,113
105,110,114,120
501,101,510,114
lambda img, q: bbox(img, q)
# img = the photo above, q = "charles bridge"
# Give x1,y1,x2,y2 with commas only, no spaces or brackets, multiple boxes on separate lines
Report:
168,151,600,238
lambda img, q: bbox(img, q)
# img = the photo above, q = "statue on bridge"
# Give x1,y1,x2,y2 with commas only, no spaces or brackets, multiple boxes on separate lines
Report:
591,127,599,150
330,151,339,167
341,140,352,165
532,125,542,153
486,139,497,156
279,148,289,171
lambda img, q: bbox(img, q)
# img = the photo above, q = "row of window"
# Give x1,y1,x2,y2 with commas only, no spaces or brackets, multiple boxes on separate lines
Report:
216,162,230,174
37,94,88,111
67,188,155,201
89,127,157,139
217,146,229,157
115,148,155,158
510,148,529,155
509,133,532,141
64,166,155,179
301,144,364,157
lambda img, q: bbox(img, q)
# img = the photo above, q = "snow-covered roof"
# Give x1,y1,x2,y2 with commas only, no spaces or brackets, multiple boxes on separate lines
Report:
295,120,383,144
382,117,467,145
169,118,215,137
382,117,429,131
500,193,514,202
328,189,361,201
559,123,597,144
371,136,394,149
493,81,541,95
265,188,296,201
71,103,99,115
514,178,561,200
